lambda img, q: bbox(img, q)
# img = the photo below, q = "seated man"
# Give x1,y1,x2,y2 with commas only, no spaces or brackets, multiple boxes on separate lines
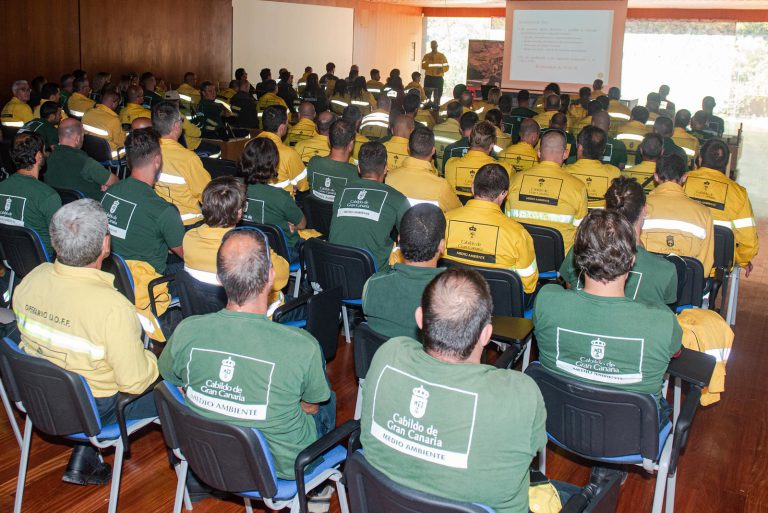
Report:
532,93,560,129
361,267,547,512
366,69,385,97
20,100,61,149
441,111,478,175
140,72,163,109
67,76,96,118
183,176,289,313
606,86,631,125
616,106,650,166
44,118,118,200
671,109,700,166
285,101,317,147
505,89,537,142
484,108,512,151
641,154,714,276
362,204,445,339
634,116,687,166
560,176,678,307
506,130,588,253
277,70,299,114
295,110,334,164
198,81,234,138
497,118,539,173
564,126,621,209
256,79,288,116
33,82,67,121
81,90,126,158
1,80,34,129
701,96,725,138
535,208,682,403
689,110,713,145
159,228,334,481
542,112,577,163
14,199,158,485
382,115,414,170
329,142,410,271
386,126,461,212
359,94,392,141
256,105,308,194
445,121,510,202
153,101,212,227
119,85,151,126
230,79,259,129
444,163,538,293
592,110,627,170
162,90,220,158
432,101,463,165
341,105,370,164
0,133,61,254
645,92,661,127
176,72,201,107
685,139,758,276
308,119,358,204
621,133,662,194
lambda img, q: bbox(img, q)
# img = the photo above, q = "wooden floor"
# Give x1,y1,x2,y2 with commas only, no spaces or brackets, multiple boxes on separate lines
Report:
1,223,766,513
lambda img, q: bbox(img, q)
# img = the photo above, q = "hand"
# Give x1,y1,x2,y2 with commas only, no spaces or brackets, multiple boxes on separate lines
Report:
301,401,319,415
101,184,109,192
287,222,297,233
744,261,753,278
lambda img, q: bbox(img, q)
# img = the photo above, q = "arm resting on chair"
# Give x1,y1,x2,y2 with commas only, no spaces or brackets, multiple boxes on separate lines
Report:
115,376,162,457
272,293,312,324
667,347,717,388
669,386,702,475
148,274,176,319
493,342,526,370
294,419,360,513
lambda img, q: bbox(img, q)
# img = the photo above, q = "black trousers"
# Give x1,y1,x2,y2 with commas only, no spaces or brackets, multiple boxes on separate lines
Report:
424,75,444,106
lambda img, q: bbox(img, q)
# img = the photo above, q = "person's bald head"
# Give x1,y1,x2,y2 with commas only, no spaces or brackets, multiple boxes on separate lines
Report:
315,111,335,135
58,118,85,148
544,93,561,111
393,115,415,139
459,91,473,108
591,110,611,132
216,229,274,308
519,118,541,146
539,129,567,164
131,117,153,130
126,85,144,104
298,101,316,120
549,112,568,131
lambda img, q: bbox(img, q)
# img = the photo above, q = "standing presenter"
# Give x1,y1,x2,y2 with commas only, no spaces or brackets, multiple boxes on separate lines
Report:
422,40,449,107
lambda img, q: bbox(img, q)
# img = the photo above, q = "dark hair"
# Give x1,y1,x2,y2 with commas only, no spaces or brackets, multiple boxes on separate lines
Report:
11,132,44,169
217,229,271,305
653,116,674,137
499,95,512,113
334,79,348,96
421,268,493,360
40,101,60,119
573,209,636,283
240,137,279,184
578,125,607,160
459,111,479,132
400,204,446,262
579,86,591,99
202,177,246,227
326,62,335,72
41,82,59,100
235,68,246,80
596,95,609,111
559,94,571,113
605,176,646,225
639,133,663,160
647,92,661,104
519,118,541,140
545,82,561,95
517,89,530,102
549,112,567,131
259,68,271,81
674,109,692,129
125,128,161,170
484,109,502,127
341,105,363,126
316,112,335,133
630,106,649,124
608,87,621,100
305,73,320,94
329,119,356,149
152,101,182,136
403,92,421,114
593,79,604,90
473,163,509,199
261,105,288,133
452,84,467,99
657,154,688,182
469,121,497,150
700,139,729,172
263,79,277,93
351,76,367,98
587,100,603,116
358,141,387,177
199,81,214,94
73,76,88,93
446,101,463,119
408,126,435,158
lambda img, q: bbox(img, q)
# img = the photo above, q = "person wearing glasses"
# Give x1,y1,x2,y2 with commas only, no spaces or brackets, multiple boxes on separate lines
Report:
1,80,34,129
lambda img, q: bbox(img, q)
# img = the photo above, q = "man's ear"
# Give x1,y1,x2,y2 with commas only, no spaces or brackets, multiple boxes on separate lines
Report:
101,233,111,258
680,172,689,185
478,323,493,348
436,238,445,256
415,306,423,330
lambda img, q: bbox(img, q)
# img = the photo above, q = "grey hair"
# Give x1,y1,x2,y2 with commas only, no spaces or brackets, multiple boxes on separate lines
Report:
216,230,271,305
12,81,28,94
50,199,108,267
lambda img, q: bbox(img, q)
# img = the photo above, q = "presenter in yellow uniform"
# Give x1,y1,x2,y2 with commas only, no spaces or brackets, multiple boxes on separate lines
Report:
685,139,758,276
421,40,449,106
507,130,588,253
443,163,538,294
564,126,621,209
445,121,510,202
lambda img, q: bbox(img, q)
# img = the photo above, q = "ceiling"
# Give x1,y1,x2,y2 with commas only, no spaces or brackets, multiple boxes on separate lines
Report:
363,0,768,8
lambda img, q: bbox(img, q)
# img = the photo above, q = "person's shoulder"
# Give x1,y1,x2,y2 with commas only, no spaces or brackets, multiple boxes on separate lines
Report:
537,283,568,303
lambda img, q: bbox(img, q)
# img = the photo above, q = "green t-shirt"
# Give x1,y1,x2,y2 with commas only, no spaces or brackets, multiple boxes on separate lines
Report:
362,265,445,340
603,136,628,169
441,137,469,175
244,183,304,249
559,245,678,307
158,310,330,479
533,285,683,397
142,90,163,110
307,156,359,204
101,178,185,273
361,337,546,513
0,173,61,255
44,144,113,200
329,178,410,271
21,119,58,149
506,108,537,143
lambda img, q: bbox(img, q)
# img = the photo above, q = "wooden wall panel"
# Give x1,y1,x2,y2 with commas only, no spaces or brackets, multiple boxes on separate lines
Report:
0,0,81,104
78,0,232,89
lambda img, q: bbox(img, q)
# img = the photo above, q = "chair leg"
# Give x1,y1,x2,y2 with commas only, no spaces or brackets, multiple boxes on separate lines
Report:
537,446,546,474
243,497,254,513
354,380,364,420
292,269,302,298
334,473,350,513
173,460,190,513
14,420,33,513
107,440,125,513
651,437,674,513
727,267,740,326
341,306,351,344
0,379,22,448
522,337,532,371
672,378,682,429
665,470,677,513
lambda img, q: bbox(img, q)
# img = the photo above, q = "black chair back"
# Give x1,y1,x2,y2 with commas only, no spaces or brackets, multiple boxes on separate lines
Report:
0,141,15,179
525,362,661,462
240,221,291,263
201,157,238,179
520,223,565,274
713,224,735,271
305,287,342,361
1,126,20,142
439,259,525,318
0,338,101,437
0,224,50,279
345,450,490,513
302,195,334,236
154,381,279,496
353,323,389,381
101,253,136,304
175,269,227,319
54,187,86,205
82,134,113,163
302,238,376,300
662,254,704,309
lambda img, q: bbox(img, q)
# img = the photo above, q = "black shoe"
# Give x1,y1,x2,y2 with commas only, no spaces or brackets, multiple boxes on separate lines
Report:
62,445,112,486
186,470,230,503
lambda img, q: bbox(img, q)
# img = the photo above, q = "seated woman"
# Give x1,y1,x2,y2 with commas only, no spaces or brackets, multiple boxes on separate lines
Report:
329,79,351,116
239,137,309,262
182,176,290,315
